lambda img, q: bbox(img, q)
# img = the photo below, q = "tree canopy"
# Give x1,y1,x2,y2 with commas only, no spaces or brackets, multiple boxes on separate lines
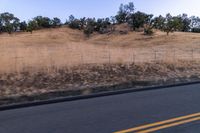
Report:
0,2,200,36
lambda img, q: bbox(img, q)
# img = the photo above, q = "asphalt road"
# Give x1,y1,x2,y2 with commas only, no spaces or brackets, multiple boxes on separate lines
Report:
1,84,200,133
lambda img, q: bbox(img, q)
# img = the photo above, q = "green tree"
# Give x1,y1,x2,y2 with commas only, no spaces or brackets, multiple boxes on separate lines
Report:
128,11,153,31
51,17,62,28
33,16,52,28
0,12,20,34
68,15,81,29
20,21,27,31
33,16,43,28
13,17,20,31
163,13,174,35
190,16,200,32
180,14,191,32
83,18,96,37
0,17,3,33
162,13,183,35
190,16,200,28
79,17,86,30
95,18,111,33
27,20,39,33
152,15,165,30
115,2,135,24
110,16,117,24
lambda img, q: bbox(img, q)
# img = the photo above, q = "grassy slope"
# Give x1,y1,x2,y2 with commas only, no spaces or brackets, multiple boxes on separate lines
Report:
1,26,200,103
0,26,200,74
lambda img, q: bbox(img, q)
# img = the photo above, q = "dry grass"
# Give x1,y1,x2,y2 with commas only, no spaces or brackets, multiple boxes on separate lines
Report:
0,26,200,74
1,26,200,103
1,62,200,99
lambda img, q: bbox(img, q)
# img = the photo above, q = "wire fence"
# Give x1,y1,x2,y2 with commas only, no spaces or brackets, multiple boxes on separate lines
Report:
0,45,200,73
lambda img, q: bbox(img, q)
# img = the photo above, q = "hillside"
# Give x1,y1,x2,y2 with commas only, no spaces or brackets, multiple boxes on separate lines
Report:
1,26,200,48
1,26,200,104
0,26,200,74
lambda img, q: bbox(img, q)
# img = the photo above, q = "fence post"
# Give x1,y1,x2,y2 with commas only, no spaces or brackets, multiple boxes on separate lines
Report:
154,50,157,63
192,48,194,61
173,48,176,63
81,53,84,64
108,49,111,64
132,52,135,64
14,55,23,73
132,48,135,64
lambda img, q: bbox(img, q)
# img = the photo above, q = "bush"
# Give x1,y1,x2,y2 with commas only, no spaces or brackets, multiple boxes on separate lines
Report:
191,28,200,33
144,25,154,35
144,28,153,35
84,26,94,37
69,19,81,30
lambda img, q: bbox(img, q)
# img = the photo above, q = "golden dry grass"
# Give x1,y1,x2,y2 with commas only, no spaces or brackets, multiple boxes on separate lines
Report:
1,26,200,73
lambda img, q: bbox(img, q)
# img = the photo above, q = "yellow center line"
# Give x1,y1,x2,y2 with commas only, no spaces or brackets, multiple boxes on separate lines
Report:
137,116,200,133
114,112,200,133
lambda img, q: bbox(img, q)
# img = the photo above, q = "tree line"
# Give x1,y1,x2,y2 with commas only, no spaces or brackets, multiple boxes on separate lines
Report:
1,2,200,36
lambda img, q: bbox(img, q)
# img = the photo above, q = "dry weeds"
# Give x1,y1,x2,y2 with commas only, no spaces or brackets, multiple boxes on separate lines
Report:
0,27,200,73
1,62,200,99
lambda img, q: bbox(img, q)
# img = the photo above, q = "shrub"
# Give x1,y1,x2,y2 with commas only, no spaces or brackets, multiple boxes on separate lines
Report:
144,24,154,35
191,28,200,33
84,26,94,37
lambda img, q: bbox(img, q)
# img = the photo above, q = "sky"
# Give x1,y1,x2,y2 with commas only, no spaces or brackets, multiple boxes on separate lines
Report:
1,0,200,22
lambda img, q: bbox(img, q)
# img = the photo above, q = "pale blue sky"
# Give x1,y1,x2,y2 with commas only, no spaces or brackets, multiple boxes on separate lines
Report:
0,0,200,22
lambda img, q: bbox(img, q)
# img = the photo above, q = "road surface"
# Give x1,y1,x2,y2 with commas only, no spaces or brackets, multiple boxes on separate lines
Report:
0,83,200,133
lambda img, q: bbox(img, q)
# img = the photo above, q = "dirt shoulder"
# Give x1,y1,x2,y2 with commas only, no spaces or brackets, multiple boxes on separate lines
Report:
1,61,200,106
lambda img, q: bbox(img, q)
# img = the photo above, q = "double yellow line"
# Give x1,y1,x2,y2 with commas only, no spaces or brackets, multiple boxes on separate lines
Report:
114,112,200,133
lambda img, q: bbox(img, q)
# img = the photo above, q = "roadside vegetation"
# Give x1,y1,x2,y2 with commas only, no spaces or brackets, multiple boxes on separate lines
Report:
1,61,200,105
